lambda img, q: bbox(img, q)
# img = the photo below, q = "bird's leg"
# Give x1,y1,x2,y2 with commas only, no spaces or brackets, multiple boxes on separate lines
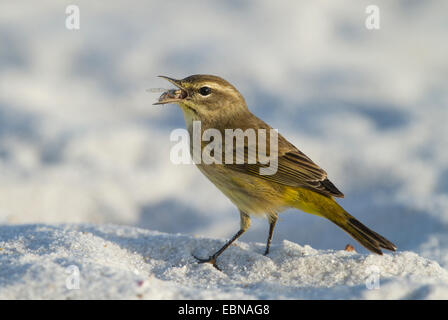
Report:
264,215,278,255
194,211,250,270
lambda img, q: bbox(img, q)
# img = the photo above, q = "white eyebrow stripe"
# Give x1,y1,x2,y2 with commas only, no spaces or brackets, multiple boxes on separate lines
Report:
198,82,223,89
198,82,237,96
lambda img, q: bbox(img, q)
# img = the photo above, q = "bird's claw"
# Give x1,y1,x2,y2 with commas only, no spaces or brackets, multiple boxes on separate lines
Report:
193,255,221,271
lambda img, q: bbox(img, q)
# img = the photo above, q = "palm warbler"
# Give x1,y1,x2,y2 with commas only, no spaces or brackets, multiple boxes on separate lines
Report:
155,74,396,269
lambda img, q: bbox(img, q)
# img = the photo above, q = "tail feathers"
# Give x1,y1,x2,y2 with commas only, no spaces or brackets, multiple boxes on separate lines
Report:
334,216,397,255
290,188,396,254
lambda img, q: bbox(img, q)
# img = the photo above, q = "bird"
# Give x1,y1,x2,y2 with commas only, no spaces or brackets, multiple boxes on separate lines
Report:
154,74,396,269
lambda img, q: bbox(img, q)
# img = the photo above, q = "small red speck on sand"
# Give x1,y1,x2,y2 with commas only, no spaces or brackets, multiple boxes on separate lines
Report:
137,280,144,287
345,244,356,252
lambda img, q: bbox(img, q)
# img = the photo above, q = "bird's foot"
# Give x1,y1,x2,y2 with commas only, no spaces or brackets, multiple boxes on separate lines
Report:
193,255,221,271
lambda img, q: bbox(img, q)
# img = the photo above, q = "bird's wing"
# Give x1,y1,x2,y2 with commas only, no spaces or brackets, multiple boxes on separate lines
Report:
224,134,344,198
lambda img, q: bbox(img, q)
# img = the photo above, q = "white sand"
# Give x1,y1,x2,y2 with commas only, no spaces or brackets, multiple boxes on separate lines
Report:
1,224,447,299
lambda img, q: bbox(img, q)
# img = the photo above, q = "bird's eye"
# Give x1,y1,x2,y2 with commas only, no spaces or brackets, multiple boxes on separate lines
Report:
199,86,212,96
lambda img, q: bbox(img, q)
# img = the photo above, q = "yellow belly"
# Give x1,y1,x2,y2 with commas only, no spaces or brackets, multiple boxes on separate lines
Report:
195,162,339,221
195,163,291,217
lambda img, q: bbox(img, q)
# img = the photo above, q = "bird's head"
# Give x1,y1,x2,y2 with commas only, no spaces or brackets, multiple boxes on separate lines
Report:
154,74,248,124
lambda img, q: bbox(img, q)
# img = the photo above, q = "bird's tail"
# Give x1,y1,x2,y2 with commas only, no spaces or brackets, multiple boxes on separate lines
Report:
330,211,397,254
291,189,397,254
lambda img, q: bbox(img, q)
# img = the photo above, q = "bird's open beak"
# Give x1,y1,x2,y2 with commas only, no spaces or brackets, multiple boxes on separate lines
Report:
153,76,189,105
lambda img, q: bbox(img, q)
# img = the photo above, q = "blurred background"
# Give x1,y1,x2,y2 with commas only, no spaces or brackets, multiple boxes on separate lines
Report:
0,0,447,264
